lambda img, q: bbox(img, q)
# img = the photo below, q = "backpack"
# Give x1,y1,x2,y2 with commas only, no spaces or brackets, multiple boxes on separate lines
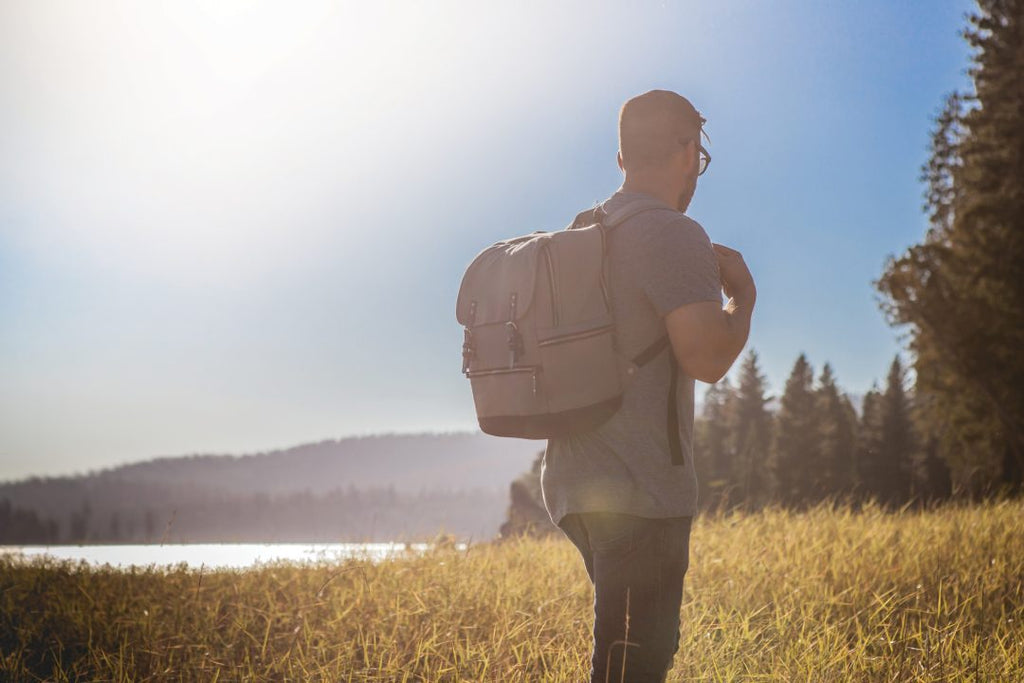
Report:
456,198,675,440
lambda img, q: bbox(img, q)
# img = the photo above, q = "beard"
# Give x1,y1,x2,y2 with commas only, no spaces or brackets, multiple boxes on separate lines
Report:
676,176,697,212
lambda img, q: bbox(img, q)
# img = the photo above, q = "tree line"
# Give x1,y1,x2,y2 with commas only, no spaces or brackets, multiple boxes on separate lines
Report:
0,500,59,545
694,350,954,512
0,487,506,545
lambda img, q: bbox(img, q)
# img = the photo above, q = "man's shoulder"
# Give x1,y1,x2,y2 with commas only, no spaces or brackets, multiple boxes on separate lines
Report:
603,192,709,242
626,210,713,255
641,211,708,240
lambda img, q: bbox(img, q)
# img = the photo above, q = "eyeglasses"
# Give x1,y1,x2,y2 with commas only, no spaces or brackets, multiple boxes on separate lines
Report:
680,130,711,176
697,142,711,176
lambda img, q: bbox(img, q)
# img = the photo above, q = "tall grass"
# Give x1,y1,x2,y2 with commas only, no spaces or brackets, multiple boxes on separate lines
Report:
2,499,1022,681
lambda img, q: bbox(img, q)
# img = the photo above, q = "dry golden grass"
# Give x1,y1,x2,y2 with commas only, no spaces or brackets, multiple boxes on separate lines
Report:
2,498,1022,681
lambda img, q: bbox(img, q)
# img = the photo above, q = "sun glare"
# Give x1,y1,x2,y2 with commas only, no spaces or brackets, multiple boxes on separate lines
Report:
5,1,543,284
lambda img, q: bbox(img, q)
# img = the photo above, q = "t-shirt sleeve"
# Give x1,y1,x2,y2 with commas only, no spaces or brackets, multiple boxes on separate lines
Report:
640,216,722,317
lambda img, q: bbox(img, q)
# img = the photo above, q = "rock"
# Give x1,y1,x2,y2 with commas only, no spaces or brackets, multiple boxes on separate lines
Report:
498,451,559,539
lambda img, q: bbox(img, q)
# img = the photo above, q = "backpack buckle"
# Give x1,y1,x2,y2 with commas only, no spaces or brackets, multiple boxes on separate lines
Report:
461,328,475,375
506,322,523,368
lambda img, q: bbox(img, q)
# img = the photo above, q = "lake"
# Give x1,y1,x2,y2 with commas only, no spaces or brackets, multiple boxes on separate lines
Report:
0,542,456,569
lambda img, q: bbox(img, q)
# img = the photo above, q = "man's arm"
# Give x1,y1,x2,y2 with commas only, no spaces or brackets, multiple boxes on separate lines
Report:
665,243,756,384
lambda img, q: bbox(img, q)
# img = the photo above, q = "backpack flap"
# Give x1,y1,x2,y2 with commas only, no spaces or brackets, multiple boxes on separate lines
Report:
457,234,554,376
456,234,548,327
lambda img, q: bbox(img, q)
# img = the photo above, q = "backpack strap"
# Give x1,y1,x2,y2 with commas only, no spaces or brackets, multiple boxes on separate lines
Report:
603,196,677,371
630,333,684,466
568,198,674,231
571,196,677,324
667,357,683,465
632,334,669,366
602,198,674,229
583,197,686,466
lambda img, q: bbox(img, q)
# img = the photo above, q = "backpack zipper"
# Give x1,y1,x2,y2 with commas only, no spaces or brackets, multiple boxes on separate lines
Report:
466,366,539,397
465,366,538,378
538,325,614,347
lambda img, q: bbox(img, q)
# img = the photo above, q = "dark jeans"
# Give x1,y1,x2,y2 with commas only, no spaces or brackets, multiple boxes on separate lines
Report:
558,513,692,683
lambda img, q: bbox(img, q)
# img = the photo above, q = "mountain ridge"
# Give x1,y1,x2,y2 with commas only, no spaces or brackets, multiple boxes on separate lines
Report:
2,432,540,493
0,433,542,542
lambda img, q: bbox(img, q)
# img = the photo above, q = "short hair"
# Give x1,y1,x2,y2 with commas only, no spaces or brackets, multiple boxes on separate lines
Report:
618,90,704,171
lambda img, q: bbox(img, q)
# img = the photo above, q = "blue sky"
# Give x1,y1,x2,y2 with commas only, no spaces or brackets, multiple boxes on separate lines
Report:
0,0,974,480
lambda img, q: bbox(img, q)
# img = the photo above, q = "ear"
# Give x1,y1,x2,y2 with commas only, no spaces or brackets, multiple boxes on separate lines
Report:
679,138,698,175
616,151,625,173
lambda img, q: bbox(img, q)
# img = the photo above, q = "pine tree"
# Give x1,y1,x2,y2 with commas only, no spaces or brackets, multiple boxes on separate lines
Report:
841,394,860,490
909,383,953,503
697,377,736,511
731,350,774,508
877,357,915,507
774,354,818,507
876,0,1024,494
857,385,885,502
918,431,954,504
816,363,856,499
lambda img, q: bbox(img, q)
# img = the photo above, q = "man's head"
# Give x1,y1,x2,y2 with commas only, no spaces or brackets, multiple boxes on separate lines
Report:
617,90,708,212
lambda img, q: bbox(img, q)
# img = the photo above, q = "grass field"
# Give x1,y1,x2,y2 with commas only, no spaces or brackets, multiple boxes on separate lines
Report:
2,499,1022,681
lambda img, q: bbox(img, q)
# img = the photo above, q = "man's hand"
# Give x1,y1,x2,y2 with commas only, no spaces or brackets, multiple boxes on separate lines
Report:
712,243,756,303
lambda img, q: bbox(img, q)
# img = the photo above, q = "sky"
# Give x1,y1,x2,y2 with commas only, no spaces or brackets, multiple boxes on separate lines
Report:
1,0,976,481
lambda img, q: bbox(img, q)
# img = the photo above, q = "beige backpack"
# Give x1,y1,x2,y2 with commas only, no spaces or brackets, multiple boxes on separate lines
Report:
456,199,673,439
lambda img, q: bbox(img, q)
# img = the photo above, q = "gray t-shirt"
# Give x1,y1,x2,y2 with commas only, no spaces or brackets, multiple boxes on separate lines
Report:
541,189,722,524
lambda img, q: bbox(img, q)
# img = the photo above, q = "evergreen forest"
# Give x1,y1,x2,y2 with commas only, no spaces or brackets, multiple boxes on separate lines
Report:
694,350,952,511
700,0,1022,511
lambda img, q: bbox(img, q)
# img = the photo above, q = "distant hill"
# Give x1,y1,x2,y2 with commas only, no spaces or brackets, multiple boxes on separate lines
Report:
97,432,535,494
0,433,542,543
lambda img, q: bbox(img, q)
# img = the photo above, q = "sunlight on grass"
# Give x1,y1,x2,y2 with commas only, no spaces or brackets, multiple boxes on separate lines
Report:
2,499,1022,681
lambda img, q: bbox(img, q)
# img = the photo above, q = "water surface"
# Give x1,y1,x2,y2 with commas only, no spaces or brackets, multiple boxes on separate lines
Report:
1,542,440,569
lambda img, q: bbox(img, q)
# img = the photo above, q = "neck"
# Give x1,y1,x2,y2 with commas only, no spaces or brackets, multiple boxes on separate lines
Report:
620,172,679,209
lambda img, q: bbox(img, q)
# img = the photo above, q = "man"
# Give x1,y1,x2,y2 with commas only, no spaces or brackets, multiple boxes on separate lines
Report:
541,89,756,682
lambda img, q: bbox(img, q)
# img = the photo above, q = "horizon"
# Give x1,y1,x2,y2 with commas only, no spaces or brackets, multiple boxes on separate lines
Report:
1,387,864,485
0,429,518,483
1,0,974,480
